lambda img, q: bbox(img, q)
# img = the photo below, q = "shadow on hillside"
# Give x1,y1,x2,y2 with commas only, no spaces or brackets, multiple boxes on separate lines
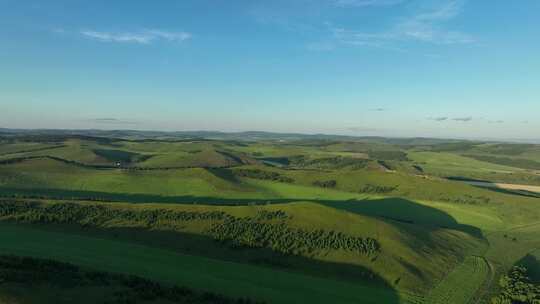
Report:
516,253,540,282
473,186,540,199
0,187,302,205
206,168,241,183
0,187,484,239
447,176,540,198
16,222,402,304
319,197,484,239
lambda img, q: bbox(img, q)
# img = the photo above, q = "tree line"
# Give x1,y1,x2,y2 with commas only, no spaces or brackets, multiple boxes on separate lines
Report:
233,169,294,183
208,216,380,257
0,201,232,227
0,201,379,258
312,180,337,188
359,184,398,194
0,255,265,304
289,155,370,170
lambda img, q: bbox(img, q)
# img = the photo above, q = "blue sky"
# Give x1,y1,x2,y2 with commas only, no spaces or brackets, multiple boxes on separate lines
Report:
1,0,539,140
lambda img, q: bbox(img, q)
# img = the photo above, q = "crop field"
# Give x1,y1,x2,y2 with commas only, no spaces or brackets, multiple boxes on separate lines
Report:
0,133,539,303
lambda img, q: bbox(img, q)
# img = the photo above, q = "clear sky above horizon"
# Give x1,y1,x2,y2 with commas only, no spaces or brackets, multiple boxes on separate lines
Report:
1,0,539,140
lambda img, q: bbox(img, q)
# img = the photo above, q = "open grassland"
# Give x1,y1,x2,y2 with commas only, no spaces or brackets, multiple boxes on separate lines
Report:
0,223,400,304
0,199,486,296
4,157,540,209
0,255,263,304
1,135,540,303
424,256,491,304
461,180,540,194
409,149,540,186
408,151,523,174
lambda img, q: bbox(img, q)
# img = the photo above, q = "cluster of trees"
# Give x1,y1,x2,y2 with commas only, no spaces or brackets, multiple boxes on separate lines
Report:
256,210,289,220
439,195,491,205
359,184,398,194
0,255,264,304
233,169,294,183
491,266,540,304
0,201,379,258
0,201,233,227
312,180,337,188
367,150,408,161
289,155,370,170
208,217,380,257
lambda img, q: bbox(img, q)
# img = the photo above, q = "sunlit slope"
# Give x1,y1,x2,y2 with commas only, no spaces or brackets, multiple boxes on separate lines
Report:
0,223,397,304
0,158,267,198
0,139,252,168
4,157,540,206
0,200,483,297
1,157,539,233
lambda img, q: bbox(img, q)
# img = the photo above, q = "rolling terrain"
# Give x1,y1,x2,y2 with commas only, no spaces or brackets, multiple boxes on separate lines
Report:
0,131,539,303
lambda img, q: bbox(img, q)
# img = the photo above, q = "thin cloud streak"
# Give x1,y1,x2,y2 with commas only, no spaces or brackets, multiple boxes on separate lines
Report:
452,116,473,122
330,0,474,48
430,116,448,122
89,118,140,125
333,0,405,7
80,29,191,44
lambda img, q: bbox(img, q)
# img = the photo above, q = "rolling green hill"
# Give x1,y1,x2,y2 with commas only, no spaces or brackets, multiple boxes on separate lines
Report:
0,134,539,303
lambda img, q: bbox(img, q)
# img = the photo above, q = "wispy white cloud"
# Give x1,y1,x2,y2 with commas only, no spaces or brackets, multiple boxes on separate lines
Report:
452,116,473,122
89,118,140,125
330,0,474,48
80,29,191,44
334,0,405,7
429,116,449,122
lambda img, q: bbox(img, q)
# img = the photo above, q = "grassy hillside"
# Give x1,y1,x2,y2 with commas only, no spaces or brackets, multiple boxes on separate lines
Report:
0,255,262,304
1,135,540,303
0,200,484,295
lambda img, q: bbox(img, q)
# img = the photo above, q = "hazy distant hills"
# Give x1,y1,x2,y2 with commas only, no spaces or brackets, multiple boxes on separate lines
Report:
0,128,483,145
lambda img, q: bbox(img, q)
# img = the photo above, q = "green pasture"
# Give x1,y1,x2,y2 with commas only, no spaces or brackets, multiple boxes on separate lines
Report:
0,223,401,304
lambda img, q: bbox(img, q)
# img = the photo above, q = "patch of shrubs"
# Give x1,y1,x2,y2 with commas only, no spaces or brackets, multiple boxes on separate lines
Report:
312,180,337,188
208,217,380,257
439,195,491,205
256,210,289,220
0,201,378,258
367,150,408,161
491,266,540,304
0,255,264,304
233,169,294,183
289,156,370,170
0,201,233,227
359,184,398,194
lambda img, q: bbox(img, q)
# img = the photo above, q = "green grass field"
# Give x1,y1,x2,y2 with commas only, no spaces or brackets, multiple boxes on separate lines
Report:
0,223,400,304
0,135,539,303
424,256,491,304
